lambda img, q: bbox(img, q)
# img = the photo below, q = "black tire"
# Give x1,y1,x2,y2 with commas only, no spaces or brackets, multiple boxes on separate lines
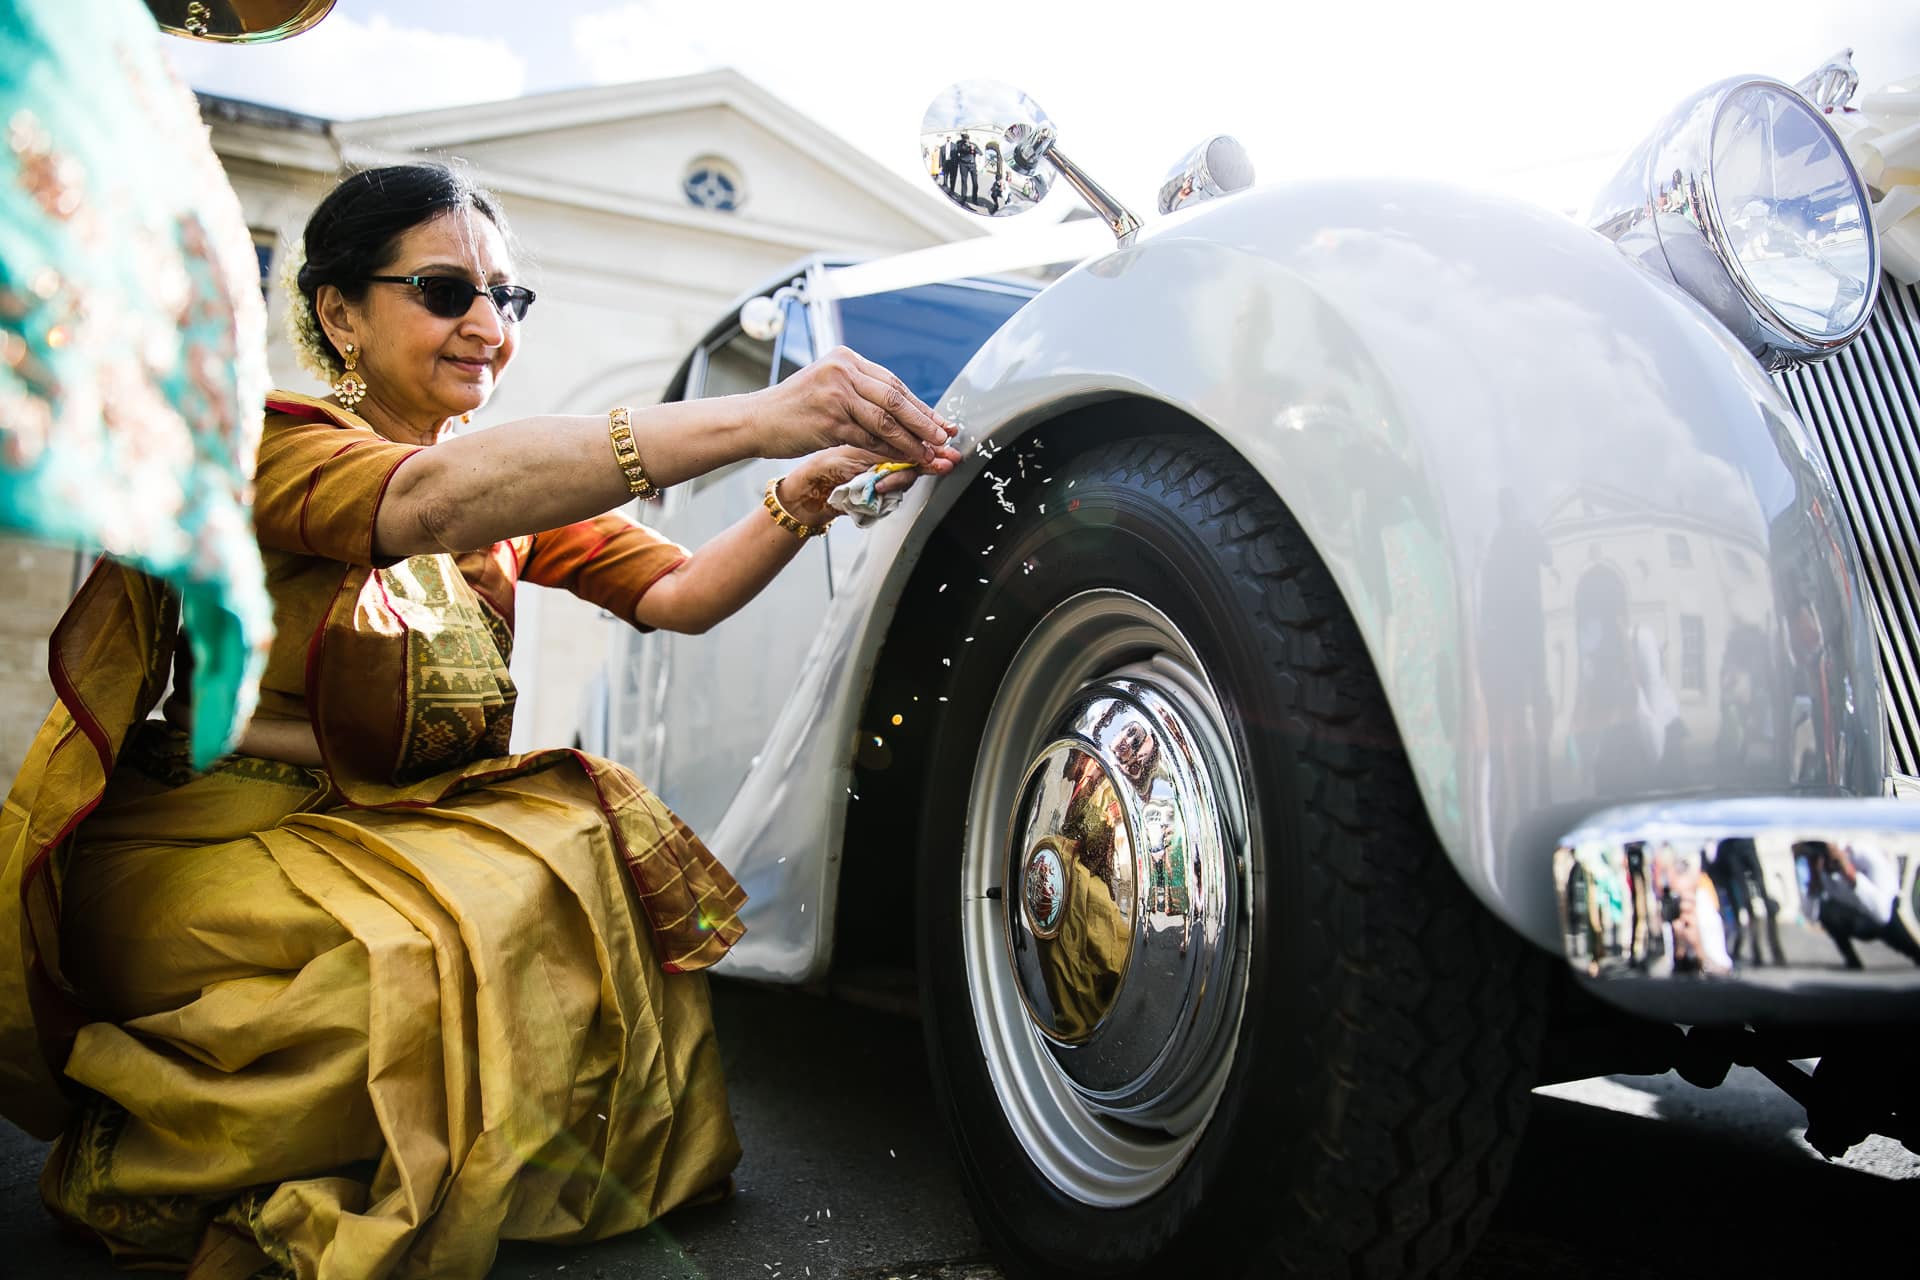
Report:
916,433,1545,1278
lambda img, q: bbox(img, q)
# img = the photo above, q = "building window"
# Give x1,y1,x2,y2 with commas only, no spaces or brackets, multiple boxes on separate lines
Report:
1680,614,1705,691
251,229,275,299
682,156,744,212
1667,533,1691,566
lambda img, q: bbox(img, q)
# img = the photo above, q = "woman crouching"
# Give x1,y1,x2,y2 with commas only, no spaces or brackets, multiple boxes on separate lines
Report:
0,162,957,1278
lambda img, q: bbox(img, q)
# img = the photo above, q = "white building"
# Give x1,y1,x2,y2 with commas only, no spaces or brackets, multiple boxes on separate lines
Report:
0,70,977,780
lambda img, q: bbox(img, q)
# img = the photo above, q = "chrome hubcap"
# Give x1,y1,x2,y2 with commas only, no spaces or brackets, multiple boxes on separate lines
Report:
963,590,1251,1207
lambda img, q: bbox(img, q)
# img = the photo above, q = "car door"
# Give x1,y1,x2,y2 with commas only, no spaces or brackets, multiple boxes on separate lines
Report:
600,300,824,834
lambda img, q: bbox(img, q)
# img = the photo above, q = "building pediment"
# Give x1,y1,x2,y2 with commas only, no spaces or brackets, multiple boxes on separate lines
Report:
1546,482,1650,527
333,69,975,253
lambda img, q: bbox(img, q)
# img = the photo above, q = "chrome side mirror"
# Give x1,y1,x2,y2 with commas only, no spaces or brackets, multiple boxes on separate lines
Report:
921,80,1142,241
146,0,338,42
1157,136,1255,215
739,294,788,343
740,280,805,388
919,81,1057,217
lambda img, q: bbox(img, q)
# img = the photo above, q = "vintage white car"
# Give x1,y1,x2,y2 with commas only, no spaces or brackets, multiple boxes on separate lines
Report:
580,56,1919,1279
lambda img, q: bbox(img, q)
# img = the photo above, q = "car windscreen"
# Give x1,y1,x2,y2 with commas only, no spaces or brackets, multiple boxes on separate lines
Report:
833,281,1032,406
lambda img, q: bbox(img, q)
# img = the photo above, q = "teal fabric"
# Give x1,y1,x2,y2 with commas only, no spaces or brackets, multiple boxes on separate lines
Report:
0,0,271,766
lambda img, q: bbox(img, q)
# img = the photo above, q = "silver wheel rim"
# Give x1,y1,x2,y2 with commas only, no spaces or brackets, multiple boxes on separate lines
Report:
961,589,1253,1207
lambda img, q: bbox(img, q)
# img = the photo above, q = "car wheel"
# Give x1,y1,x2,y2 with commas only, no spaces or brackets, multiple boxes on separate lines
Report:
917,434,1544,1278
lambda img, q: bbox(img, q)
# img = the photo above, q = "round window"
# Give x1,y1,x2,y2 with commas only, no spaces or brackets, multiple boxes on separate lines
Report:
682,156,744,212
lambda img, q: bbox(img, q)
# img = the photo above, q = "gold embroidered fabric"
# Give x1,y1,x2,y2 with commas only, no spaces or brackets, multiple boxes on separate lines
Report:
0,392,745,1275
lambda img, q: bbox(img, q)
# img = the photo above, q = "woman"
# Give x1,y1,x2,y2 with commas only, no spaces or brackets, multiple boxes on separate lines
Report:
0,162,958,1278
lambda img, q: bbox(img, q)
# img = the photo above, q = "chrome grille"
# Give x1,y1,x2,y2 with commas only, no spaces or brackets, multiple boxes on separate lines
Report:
1774,275,1920,776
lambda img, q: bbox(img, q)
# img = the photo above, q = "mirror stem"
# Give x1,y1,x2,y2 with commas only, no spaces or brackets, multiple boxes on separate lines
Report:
765,299,788,388
1044,145,1142,242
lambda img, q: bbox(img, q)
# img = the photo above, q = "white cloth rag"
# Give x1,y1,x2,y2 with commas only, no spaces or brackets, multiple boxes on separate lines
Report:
827,464,911,526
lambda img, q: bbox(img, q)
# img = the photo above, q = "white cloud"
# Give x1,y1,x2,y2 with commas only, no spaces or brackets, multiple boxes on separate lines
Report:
162,13,527,120
571,2,724,86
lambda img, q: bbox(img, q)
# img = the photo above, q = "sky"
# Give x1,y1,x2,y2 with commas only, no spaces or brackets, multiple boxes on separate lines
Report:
164,0,1920,220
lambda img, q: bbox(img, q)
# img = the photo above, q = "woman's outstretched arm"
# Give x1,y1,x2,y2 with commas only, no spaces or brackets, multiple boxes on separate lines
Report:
371,348,956,560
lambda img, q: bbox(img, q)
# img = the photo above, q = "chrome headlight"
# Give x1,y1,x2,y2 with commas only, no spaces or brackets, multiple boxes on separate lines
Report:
1588,76,1879,370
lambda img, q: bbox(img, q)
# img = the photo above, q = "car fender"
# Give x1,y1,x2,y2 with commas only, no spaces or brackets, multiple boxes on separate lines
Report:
710,179,1881,979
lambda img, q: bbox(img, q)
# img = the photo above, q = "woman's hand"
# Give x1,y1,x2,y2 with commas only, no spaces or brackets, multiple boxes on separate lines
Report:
778,447,926,527
639,445,929,634
748,347,961,470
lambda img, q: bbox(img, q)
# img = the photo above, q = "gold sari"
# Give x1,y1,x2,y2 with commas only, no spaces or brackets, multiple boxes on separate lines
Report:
0,395,747,1278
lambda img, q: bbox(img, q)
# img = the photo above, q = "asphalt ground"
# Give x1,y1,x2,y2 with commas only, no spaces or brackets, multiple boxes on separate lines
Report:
2,977,1914,1279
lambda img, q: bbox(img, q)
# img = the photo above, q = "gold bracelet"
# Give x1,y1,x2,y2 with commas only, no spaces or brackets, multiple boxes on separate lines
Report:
763,477,825,541
607,406,661,500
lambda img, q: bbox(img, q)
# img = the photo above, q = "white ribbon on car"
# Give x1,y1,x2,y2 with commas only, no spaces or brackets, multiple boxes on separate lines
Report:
1829,73,1920,285
815,218,1114,302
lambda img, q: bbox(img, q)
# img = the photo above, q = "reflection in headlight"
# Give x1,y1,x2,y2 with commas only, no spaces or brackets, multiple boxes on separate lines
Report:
1712,85,1875,340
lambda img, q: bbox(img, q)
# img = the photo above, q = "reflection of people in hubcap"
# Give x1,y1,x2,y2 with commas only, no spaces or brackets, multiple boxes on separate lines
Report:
1027,835,1130,1041
1142,800,1191,953
1112,722,1160,794
1061,750,1125,883
1023,753,1134,1040
1144,803,1172,913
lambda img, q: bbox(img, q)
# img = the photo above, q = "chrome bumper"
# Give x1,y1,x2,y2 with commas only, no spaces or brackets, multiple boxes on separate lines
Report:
1551,797,1920,1023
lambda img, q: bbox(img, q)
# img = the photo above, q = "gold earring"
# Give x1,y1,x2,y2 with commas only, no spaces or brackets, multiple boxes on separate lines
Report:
332,343,367,409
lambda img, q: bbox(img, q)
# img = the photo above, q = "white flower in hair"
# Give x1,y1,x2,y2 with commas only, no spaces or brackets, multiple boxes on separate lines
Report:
281,239,340,381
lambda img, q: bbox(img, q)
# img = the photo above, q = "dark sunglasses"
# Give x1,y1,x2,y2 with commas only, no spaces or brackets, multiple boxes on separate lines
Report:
366,274,536,322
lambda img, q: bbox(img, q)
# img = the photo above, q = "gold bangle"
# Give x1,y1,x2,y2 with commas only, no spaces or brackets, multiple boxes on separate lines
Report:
607,406,661,500
763,477,825,541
